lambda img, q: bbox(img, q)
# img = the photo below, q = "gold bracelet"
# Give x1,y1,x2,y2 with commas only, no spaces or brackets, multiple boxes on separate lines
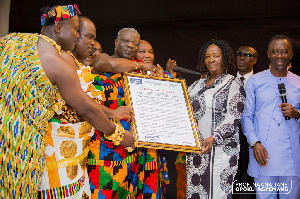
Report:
114,127,125,145
125,141,137,152
104,123,125,146
134,61,139,70
104,124,119,140
126,147,135,152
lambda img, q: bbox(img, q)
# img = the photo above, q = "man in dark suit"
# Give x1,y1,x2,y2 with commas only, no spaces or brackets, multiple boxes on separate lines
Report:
233,44,258,199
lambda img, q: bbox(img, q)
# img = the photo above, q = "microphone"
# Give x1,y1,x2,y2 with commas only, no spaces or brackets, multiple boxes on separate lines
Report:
174,66,202,76
278,83,290,120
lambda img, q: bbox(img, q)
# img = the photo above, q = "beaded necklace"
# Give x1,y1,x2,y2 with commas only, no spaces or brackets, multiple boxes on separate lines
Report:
67,51,83,69
39,34,62,55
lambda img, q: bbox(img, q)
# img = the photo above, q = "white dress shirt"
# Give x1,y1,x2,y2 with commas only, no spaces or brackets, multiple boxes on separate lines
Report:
237,70,253,87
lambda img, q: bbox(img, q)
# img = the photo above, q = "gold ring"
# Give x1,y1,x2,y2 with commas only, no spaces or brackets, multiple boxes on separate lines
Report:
153,68,156,72
126,146,135,152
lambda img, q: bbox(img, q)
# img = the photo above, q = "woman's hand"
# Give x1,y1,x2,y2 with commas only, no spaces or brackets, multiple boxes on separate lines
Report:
154,64,164,77
199,136,216,154
166,59,177,77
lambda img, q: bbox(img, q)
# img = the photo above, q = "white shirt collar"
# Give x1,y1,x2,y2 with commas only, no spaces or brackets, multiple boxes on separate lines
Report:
237,71,253,81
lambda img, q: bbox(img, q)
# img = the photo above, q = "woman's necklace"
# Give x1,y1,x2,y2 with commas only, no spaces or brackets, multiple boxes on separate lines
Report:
38,34,62,55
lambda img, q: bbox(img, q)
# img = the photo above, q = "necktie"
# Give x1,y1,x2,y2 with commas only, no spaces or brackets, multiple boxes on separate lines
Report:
240,76,245,86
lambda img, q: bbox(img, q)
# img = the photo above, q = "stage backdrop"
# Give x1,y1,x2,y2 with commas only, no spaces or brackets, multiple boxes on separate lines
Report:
9,0,300,85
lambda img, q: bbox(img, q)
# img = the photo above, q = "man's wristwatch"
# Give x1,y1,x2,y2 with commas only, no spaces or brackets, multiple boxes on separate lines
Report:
251,141,261,149
296,110,300,120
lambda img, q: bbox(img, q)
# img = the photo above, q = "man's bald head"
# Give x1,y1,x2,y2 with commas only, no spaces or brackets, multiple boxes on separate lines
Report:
114,28,140,59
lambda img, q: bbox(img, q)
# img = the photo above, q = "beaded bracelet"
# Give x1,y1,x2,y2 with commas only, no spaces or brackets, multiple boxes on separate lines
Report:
134,61,139,70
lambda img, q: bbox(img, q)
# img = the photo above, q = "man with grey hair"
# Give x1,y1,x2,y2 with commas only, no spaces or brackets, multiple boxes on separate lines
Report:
114,27,140,57
114,28,140,59
92,27,152,73
87,28,162,198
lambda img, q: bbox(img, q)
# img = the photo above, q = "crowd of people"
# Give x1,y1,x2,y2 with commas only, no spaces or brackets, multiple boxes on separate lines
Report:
0,4,299,199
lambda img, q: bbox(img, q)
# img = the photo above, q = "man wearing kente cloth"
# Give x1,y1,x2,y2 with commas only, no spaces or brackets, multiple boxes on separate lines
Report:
0,5,135,198
88,28,170,198
38,16,136,199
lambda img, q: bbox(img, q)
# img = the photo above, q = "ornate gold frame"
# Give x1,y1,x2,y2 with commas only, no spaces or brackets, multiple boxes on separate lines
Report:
123,72,202,152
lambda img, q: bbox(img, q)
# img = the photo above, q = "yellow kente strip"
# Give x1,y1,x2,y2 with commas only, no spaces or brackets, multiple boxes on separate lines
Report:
44,123,61,188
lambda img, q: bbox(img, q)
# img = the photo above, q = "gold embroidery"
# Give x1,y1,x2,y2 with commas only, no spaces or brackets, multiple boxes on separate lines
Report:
82,137,91,151
45,147,89,171
60,140,77,158
86,83,96,92
79,154,88,171
57,126,76,138
66,164,78,180
80,137,91,170
49,90,65,114
48,10,56,17
78,122,92,138
79,72,95,83
54,104,85,123
82,192,90,199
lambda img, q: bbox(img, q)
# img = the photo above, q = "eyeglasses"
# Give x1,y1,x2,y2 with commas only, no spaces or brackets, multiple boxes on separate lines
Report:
237,51,256,58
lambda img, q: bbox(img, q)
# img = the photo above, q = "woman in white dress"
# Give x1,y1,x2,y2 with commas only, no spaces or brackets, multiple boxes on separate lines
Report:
186,39,246,199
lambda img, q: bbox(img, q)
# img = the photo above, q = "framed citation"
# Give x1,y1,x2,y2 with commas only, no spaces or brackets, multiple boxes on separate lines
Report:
123,72,202,152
